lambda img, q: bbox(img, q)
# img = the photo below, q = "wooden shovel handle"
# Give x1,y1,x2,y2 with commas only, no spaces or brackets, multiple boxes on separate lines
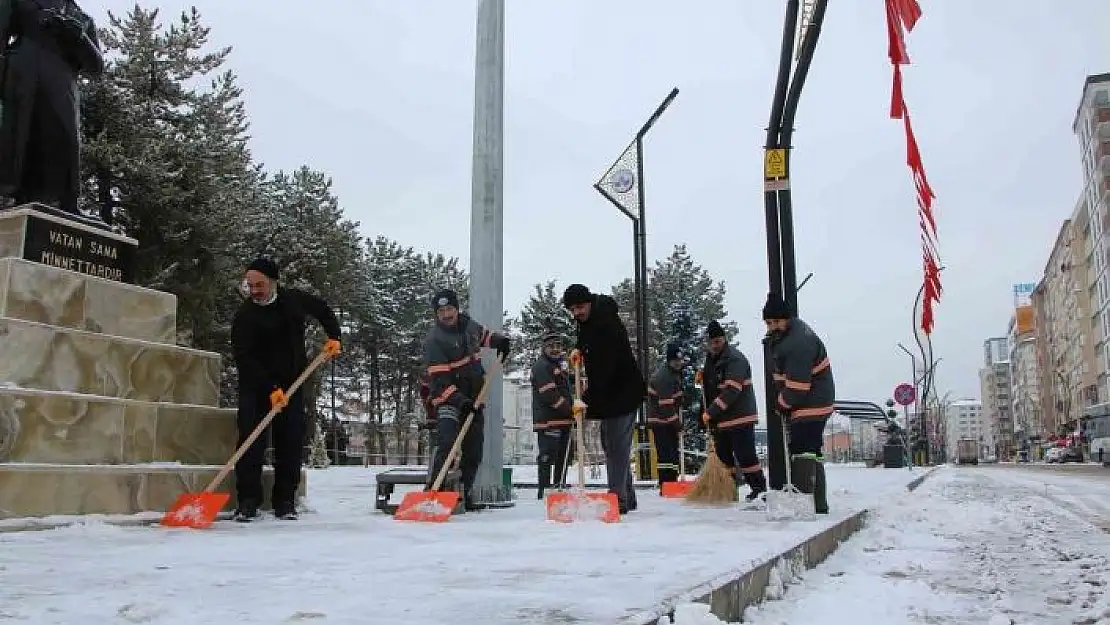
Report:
573,359,586,489
204,349,332,494
429,355,504,492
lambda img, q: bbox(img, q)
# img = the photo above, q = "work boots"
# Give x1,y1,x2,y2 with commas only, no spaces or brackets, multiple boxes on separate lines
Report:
537,461,552,499
743,470,768,502
790,454,818,495
814,460,829,514
233,498,260,523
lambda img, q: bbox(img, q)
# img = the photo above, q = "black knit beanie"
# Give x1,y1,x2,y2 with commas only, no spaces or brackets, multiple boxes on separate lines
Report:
705,320,726,339
665,342,684,361
247,257,279,281
562,284,593,308
432,289,459,311
762,292,791,320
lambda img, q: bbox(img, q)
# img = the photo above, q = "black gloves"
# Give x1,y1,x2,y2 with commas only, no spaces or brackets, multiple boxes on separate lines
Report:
493,335,511,359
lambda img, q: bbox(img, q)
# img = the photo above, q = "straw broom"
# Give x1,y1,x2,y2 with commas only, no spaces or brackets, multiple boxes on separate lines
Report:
684,435,738,505
684,375,738,505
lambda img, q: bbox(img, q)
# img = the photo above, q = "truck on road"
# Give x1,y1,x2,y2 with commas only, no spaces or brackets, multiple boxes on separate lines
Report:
956,438,978,465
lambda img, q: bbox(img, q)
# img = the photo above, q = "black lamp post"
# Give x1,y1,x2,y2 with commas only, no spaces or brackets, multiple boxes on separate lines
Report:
761,0,830,490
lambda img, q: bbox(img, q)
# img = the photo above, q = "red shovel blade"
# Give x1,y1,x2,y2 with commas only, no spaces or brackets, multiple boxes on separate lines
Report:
160,492,229,529
394,491,460,522
545,490,621,523
660,480,695,499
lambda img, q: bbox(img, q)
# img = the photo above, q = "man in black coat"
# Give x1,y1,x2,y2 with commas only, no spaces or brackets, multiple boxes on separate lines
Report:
231,257,342,522
563,283,647,515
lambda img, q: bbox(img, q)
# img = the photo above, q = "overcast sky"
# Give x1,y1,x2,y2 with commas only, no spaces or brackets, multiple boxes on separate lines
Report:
92,0,1110,409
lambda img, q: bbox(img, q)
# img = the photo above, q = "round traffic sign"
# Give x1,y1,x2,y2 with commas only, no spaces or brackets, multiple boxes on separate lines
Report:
893,383,916,406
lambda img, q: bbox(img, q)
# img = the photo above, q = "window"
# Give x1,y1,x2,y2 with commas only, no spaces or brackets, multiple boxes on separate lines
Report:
1095,89,1110,107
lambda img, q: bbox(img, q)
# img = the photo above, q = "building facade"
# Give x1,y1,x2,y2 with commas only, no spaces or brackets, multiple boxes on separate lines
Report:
979,338,1011,458
502,373,536,464
1031,209,1100,438
1072,73,1110,428
1007,285,1040,448
1008,319,1040,445
945,399,985,460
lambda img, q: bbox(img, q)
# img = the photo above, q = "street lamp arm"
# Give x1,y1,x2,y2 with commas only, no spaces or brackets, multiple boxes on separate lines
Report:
636,87,680,140
765,0,800,148
797,271,814,291
778,0,829,139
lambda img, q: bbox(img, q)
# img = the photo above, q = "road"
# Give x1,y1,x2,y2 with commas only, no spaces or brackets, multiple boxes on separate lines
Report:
983,462,1109,478
739,466,1110,625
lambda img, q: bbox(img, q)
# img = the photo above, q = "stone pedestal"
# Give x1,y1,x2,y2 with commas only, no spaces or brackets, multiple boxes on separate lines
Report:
0,206,304,521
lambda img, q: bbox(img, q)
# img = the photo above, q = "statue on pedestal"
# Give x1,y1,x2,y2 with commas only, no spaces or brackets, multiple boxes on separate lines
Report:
0,0,104,216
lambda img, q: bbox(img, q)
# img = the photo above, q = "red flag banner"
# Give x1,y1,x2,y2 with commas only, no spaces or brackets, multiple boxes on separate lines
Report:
885,0,940,335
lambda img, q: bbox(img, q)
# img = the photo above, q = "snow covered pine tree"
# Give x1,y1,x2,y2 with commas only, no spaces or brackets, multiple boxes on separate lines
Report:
666,303,706,474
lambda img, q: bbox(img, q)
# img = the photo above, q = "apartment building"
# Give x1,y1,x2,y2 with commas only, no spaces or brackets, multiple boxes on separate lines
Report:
945,399,986,459
502,373,537,464
1072,73,1110,416
979,337,1010,458
1008,310,1040,443
1030,208,1100,438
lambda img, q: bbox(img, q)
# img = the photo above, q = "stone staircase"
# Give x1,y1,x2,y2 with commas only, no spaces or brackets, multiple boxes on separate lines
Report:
0,206,299,520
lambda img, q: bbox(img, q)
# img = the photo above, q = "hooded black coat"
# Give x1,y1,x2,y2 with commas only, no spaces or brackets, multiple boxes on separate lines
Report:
573,294,646,420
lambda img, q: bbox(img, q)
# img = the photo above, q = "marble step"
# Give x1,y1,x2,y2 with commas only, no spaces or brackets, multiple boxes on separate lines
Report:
0,316,220,406
0,463,306,519
0,257,177,345
0,387,236,466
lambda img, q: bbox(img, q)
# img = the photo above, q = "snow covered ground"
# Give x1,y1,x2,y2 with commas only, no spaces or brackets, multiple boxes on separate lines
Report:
720,464,1110,625
0,464,921,625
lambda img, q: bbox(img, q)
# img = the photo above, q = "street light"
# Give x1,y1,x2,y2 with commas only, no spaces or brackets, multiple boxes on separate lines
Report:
594,86,680,480
911,265,945,465
761,0,830,490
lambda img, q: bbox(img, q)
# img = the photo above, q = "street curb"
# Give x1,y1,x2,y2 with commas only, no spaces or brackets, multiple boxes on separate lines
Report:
906,465,941,492
0,512,233,534
619,468,940,624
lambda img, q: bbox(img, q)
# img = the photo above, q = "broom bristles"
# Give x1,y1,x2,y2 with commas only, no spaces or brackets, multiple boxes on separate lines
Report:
684,449,738,505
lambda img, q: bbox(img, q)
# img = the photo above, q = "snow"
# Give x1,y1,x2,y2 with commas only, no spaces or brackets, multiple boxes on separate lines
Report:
732,465,1110,625
0,464,921,625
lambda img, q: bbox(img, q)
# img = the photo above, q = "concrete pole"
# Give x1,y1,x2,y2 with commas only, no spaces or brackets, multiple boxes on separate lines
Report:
469,0,511,506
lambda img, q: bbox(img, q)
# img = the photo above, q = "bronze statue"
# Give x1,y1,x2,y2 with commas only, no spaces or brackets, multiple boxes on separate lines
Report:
0,0,104,216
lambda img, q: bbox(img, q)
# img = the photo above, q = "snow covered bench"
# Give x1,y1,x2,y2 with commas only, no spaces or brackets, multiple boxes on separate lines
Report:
374,468,466,515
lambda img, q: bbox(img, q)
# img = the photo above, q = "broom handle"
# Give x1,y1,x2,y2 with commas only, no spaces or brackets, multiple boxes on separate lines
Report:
781,409,792,485
429,355,504,492
679,430,686,477
559,426,573,488
203,349,332,494
573,359,586,489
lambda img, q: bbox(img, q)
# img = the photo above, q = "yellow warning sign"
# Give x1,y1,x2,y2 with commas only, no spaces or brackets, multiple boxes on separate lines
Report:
764,148,786,179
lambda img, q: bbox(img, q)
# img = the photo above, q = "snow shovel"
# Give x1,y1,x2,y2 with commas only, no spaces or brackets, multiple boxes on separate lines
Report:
544,357,620,523
394,356,504,523
660,430,694,498
765,412,816,522
161,349,333,529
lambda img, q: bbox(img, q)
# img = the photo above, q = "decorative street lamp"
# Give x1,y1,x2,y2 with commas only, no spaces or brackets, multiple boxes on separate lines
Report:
594,87,680,480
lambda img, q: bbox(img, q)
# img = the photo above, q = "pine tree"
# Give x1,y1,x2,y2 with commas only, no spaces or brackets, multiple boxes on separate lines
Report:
507,280,575,374
611,244,738,370
81,6,257,359
666,302,707,471
307,427,330,468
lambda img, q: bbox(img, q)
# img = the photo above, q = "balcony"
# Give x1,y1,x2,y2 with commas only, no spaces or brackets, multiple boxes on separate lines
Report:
1099,140,1110,174
1096,106,1110,140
